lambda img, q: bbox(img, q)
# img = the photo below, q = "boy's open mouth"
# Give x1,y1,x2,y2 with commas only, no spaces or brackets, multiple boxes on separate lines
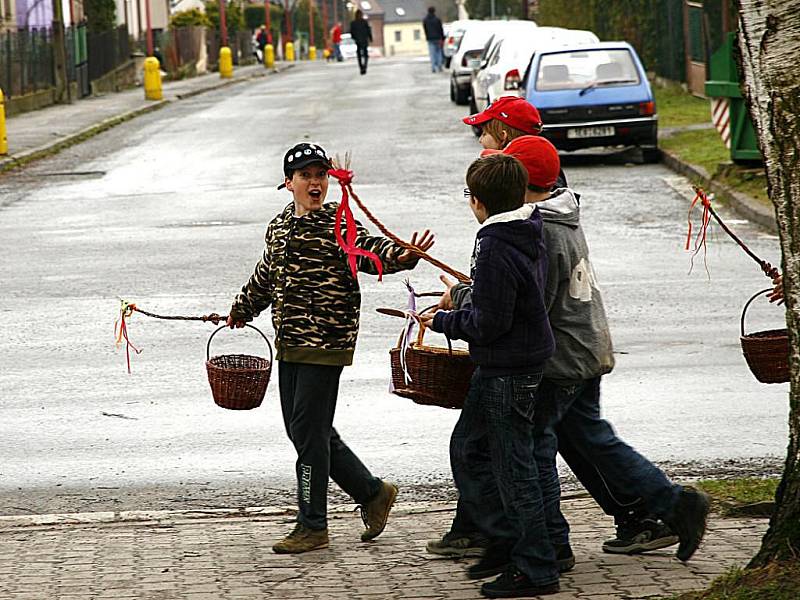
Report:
309,190,322,199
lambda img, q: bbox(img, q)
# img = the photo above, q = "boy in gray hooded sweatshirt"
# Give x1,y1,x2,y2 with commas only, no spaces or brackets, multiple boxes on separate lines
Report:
434,136,710,575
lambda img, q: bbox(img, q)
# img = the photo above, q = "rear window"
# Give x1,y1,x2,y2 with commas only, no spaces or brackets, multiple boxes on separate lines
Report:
534,49,640,91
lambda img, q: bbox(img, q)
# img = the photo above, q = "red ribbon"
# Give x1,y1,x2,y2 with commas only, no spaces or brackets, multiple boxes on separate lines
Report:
328,168,384,281
114,301,142,374
685,189,711,253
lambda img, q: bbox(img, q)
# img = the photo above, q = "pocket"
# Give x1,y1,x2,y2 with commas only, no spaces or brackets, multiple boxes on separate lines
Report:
510,373,542,423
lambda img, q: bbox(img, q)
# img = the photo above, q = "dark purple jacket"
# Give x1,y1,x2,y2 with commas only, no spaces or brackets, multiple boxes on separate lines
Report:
432,205,554,377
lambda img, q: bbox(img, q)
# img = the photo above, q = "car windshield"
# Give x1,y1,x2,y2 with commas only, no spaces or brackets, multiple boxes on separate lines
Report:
534,49,640,91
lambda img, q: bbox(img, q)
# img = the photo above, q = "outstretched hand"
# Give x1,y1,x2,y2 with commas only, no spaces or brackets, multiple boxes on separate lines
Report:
398,229,435,264
436,274,457,310
226,315,246,329
768,274,785,305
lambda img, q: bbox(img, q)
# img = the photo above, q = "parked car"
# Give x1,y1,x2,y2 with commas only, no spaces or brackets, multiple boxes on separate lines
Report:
470,26,598,115
450,20,534,106
339,33,358,60
523,41,658,160
443,19,477,69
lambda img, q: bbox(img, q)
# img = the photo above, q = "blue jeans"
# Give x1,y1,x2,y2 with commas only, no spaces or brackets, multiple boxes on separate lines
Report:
450,370,558,586
535,376,681,546
427,40,443,71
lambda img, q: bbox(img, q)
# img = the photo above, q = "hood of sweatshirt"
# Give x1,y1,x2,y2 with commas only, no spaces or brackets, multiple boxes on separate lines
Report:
477,204,544,262
536,187,580,229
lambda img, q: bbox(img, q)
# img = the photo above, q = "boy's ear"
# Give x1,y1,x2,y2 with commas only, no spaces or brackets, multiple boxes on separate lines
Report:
284,176,294,192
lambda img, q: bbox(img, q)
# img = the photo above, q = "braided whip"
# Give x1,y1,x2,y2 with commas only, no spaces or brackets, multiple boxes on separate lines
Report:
686,186,779,280
328,162,470,283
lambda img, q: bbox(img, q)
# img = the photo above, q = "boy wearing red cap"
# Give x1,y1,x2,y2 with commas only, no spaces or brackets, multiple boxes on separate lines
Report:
430,136,710,573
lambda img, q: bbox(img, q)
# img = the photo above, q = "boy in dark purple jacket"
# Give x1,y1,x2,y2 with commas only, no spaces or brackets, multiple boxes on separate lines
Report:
421,154,559,598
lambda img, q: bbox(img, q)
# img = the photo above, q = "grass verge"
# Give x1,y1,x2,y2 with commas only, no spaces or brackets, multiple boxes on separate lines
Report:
654,84,712,128
670,562,800,600
696,477,779,517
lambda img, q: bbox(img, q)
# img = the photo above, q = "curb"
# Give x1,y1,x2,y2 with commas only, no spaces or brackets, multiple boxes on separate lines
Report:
0,63,295,175
659,148,777,232
0,501,458,530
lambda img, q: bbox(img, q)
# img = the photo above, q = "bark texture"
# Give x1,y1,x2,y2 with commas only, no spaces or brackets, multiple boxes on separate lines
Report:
735,0,800,567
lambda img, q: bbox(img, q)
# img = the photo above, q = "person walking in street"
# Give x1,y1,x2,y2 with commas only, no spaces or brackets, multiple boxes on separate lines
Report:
256,26,268,63
331,21,343,62
429,136,711,575
349,9,372,75
226,142,435,554
421,154,560,598
423,6,445,72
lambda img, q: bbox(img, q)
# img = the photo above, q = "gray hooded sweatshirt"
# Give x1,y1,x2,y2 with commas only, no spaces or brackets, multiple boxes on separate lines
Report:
452,188,614,383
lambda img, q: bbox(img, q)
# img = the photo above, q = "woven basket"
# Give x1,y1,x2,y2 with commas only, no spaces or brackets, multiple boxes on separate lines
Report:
390,325,474,409
206,324,274,410
740,288,789,384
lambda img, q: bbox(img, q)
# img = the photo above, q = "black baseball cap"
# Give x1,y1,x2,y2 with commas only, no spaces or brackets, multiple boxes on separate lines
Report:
277,142,332,189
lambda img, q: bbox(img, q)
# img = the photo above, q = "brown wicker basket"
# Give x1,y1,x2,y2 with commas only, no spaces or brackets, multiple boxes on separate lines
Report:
206,325,274,410
390,325,474,409
740,288,790,384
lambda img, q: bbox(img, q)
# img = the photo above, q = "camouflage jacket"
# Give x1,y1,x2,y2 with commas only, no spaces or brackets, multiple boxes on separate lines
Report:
230,202,415,365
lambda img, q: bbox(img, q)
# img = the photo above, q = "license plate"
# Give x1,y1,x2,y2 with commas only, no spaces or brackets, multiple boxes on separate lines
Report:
566,126,615,139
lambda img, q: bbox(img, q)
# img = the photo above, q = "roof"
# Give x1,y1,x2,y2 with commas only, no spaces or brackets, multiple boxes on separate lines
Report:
357,0,385,18
379,0,428,24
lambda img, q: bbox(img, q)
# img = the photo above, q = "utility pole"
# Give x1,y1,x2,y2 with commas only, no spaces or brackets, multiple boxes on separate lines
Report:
219,0,229,47
284,0,293,51
321,0,328,50
51,0,70,103
265,0,272,44
145,0,154,55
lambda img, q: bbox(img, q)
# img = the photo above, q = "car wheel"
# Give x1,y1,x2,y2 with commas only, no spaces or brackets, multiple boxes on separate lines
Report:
454,83,470,106
450,79,456,103
444,56,452,69
640,146,660,163
468,98,481,136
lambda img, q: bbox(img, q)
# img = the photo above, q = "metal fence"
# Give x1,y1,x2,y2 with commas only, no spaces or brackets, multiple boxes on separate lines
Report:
87,25,130,81
0,28,55,98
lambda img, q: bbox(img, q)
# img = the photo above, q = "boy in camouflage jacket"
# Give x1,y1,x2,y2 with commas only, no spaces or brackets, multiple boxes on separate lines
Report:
227,142,434,553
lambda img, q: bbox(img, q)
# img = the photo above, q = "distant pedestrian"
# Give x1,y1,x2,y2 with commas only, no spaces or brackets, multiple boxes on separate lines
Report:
226,142,434,554
256,26,268,63
349,9,372,75
331,21,343,62
423,6,444,73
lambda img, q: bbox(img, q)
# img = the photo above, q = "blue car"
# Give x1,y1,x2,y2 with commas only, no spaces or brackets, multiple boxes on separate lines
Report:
523,41,658,161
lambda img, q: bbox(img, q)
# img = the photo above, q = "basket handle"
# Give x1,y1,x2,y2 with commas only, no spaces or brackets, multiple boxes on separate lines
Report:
206,324,274,364
415,304,454,354
740,288,777,337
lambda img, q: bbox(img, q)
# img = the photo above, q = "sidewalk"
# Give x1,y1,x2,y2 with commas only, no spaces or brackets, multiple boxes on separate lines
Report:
0,496,766,599
0,62,293,173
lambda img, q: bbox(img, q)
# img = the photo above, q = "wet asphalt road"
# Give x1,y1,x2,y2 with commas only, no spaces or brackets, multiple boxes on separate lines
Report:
0,57,789,515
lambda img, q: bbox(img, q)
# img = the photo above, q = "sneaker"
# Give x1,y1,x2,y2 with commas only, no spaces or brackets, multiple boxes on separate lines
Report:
480,566,560,598
426,531,488,557
602,518,679,554
555,543,576,572
468,542,512,579
272,523,329,554
666,486,710,562
359,480,398,541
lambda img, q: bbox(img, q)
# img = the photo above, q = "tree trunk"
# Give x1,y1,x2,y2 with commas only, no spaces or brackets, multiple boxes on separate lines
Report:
734,0,800,567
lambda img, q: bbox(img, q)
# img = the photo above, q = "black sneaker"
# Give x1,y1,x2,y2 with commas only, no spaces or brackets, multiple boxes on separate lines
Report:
426,531,488,557
602,518,679,554
666,486,710,562
554,543,576,572
467,542,512,579
480,566,559,598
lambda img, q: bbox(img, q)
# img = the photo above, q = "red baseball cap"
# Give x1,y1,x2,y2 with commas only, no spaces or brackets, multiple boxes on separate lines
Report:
463,96,543,134
481,135,560,189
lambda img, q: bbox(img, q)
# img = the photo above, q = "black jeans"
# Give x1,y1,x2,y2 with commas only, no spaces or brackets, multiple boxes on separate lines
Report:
279,361,381,530
535,377,680,545
450,369,558,586
356,43,368,73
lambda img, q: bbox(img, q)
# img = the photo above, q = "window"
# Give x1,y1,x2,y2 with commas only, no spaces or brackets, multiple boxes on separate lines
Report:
395,30,402,42
535,49,640,91
414,29,421,41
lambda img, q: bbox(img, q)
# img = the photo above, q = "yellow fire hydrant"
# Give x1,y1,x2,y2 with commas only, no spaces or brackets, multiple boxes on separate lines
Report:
309,46,317,61
285,42,295,62
219,47,233,78
0,87,7,156
143,57,163,101
264,43,275,69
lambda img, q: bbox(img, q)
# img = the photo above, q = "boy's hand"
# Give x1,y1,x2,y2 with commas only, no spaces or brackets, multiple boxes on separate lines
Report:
437,274,456,310
418,310,438,327
226,315,247,329
768,274,785,305
398,229,435,264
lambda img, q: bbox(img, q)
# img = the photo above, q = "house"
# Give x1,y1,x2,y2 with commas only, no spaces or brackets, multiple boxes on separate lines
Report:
381,0,427,57
1,0,16,31
16,0,51,29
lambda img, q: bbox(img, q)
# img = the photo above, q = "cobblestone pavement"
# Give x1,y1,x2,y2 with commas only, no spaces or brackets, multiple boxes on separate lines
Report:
0,497,766,600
